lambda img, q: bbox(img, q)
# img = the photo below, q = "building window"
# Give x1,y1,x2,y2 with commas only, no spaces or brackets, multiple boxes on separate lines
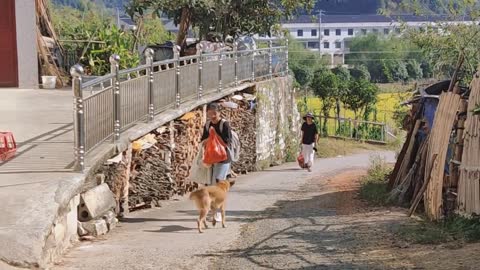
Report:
344,40,351,49
336,29,341,36
297,29,303,37
307,42,319,49
361,29,367,35
324,29,330,36
348,29,354,36
311,29,317,36
323,42,330,49
372,29,379,34
335,42,341,49
384,28,390,35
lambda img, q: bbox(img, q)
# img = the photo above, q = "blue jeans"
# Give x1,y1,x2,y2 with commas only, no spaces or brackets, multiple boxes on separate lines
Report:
212,162,231,183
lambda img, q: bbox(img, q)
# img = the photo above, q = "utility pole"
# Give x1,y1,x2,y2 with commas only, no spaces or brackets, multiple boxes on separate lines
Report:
318,10,324,56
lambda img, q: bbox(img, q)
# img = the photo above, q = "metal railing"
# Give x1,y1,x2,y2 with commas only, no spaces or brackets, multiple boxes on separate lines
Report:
71,40,289,171
316,115,387,143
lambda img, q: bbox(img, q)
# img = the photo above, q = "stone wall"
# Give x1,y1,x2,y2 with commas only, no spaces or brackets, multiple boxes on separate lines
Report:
255,76,301,170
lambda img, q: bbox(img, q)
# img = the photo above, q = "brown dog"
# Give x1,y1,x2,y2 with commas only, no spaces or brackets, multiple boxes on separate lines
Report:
189,180,235,233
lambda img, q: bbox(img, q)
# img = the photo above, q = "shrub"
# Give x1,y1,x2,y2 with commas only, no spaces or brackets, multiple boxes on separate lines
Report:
359,155,392,205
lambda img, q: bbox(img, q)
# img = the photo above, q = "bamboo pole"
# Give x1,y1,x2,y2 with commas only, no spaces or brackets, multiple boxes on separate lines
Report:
409,154,438,216
457,74,480,214
424,92,462,220
392,120,421,188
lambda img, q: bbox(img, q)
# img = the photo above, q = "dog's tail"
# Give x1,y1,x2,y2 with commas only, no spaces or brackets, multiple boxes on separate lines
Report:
189,188,206,200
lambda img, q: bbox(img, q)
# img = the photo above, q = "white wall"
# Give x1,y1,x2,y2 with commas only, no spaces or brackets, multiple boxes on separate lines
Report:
15,0,39,89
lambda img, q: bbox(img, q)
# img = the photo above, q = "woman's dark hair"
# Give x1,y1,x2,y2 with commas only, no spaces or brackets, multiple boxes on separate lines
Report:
206,102,221,111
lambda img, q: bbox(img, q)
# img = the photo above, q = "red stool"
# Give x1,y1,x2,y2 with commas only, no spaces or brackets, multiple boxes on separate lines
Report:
0,132,16,161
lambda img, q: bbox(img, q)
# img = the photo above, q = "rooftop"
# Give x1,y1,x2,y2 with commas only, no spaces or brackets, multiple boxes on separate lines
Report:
284,14,465,24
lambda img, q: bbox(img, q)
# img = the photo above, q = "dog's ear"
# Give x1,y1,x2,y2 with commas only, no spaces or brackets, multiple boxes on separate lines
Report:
229,180,236,187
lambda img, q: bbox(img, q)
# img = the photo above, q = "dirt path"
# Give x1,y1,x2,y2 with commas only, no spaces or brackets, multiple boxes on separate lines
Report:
209,169,480,270
208,169,415,269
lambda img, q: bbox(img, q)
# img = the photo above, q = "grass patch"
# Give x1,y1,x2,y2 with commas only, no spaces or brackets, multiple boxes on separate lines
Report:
398,216,480,244
359,155,392,206
316,138,385,158
376,82,414,93
398,222,453,244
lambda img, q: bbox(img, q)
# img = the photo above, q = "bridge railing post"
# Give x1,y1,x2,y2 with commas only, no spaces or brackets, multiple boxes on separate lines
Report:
285,38,289,76
197,43,203,99
251,49,255,81
173,45,181,108
110,54,121,142
268,40,273,78
145,48,154,122
234,42,238,86
71,64,85,172
218,43,224,92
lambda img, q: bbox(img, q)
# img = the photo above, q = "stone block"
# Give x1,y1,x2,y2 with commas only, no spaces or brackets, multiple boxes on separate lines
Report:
53,217,66,242
81,219,108,236
66,195,80,241
77,221,88,236
79,183,116,221
102,210,118,231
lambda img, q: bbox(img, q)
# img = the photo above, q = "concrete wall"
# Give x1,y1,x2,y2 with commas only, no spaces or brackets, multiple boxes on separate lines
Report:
15,0,39,89
256,76,301,169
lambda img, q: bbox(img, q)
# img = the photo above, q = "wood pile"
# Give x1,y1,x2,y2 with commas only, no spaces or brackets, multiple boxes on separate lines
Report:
172,110,204,195
424,92,461,220
128,143,176,209
220,94,257,174
100,94,257,212
457,75,480,214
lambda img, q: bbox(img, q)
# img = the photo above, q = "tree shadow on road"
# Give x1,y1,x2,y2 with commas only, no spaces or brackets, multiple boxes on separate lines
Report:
196,189,410,270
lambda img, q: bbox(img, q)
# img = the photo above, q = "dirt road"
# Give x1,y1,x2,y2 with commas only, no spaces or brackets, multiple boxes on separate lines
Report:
54,150,480,270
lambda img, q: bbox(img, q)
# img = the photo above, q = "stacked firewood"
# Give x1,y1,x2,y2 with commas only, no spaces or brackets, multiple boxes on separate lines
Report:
102,94,257,212
127,128,176,209
172,110,204,195
220,94,257,174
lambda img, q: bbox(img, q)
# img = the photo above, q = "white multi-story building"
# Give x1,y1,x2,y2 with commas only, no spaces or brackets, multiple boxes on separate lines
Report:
257,14,472,66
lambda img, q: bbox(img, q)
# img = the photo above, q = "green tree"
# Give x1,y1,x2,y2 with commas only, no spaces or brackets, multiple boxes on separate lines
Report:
350,65,371,81
346,34,424,83
288,38,324,88
126,0,315,49
344,79,379,120
392,61,409,83
406,59,423,80
400,1,480,82
332,66,351,121
51,2,138,75
311,68,338,133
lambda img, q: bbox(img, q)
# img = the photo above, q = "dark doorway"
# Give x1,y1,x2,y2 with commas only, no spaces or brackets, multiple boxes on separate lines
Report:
0,0,18,87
